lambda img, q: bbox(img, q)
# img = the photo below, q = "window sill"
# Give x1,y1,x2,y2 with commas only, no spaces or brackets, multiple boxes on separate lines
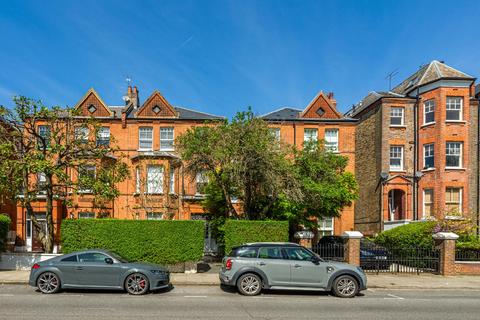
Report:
389,125,406,129
421,168,435,172
420,122,435,129
78,191,93,195
445,120,466,124
389,169,406,173
138,149,154,152
445,167,466,171
159,149,175,152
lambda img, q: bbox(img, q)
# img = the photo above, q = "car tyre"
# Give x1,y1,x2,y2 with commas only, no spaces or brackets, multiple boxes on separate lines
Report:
125,272,150,295
332,275,359,298
237,273,262,296
37,272,61,294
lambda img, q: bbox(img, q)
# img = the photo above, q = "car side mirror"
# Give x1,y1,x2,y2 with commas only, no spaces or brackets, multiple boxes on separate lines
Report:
105,258,114,264
311,256,320,265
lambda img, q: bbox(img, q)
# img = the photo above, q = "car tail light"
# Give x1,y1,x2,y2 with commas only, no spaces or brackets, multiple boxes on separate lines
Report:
225,258,233,270
32,263,40,270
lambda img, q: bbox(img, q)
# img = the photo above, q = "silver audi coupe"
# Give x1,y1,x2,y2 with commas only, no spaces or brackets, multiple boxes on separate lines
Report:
29,249,170,295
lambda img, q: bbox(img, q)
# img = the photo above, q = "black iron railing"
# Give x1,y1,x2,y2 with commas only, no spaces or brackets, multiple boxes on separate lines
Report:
360,240,440,274
311,243,345,262
455,248,480,261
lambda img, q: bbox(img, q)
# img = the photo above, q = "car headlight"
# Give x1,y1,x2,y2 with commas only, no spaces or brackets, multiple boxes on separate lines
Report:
150,270,168,276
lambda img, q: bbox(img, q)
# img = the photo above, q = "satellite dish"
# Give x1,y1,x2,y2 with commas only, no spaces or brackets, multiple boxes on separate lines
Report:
122,95,130,102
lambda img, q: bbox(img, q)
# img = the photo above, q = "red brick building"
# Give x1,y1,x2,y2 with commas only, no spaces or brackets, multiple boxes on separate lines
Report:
261,91,357,236
347,61,479,235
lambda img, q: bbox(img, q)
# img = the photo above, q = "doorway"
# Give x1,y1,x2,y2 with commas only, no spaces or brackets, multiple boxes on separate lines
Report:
388,189,405,221
26,212,47,252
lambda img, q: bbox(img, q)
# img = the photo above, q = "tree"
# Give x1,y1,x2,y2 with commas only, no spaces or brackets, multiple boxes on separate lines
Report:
0,97,129,253
287,141,358,229
176,109,301,220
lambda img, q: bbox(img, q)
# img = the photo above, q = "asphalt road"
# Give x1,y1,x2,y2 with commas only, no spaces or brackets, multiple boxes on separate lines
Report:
1,284,480,320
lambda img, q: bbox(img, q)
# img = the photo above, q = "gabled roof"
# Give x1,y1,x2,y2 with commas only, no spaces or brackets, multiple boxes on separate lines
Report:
299,91,343,119
134,90,178,118
74,88,113,117
392,60,474,95
345,91,407,117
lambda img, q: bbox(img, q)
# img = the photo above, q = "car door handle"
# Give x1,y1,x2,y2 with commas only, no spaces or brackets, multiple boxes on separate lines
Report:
75,267,84,271
258,262,266,266
294,264,301,268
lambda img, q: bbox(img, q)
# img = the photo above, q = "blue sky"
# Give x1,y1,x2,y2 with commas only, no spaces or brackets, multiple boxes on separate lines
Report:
1,0,479,118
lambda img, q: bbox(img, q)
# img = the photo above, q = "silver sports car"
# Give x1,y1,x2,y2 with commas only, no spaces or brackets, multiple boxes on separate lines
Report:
29,249,170,295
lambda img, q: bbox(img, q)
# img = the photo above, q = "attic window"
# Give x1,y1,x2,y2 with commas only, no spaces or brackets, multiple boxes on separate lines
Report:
88,104,97,113
316,108,325,117
152,105,161,114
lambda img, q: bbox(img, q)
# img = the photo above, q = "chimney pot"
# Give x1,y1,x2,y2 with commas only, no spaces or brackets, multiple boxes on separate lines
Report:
128,86,132,95
328,92,334,99
133,86,138,94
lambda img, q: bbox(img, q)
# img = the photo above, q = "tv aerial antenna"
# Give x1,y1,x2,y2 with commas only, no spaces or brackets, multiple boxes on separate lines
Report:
385,69,399,91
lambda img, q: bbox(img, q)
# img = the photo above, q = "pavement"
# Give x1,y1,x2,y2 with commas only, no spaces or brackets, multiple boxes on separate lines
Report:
1,269,480,289
1,285,480,320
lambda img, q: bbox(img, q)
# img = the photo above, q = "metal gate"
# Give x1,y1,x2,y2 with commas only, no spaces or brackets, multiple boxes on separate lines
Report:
311,242,345,262
360,240,440,274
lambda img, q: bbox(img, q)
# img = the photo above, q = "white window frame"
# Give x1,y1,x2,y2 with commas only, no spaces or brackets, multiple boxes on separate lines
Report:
304,128,318,142
79,212,95,219
169,168,175,194
146,212,163,220
78,165,96,193
423,100,435,125
318,217,334,237
160,127,174,151
445,187,462,215
422,189,434,219
423,143,434,169
37,172,47,195
74,126,89,142
389,146,404,171
37,125,51,148
135,167,141,194
390,107,404,126
445,142,463,169
146,165,163,194
138,127,153,151
270,128,281,142
324,128,339,152
97,127,110,146
446,97,463,121
195,172,209,195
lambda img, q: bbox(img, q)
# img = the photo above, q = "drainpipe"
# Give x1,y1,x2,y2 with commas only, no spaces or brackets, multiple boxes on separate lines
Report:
413,88,420,221
477,94,480,237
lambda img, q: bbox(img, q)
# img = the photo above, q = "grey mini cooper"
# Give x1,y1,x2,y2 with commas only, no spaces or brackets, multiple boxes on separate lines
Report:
219,242,367,298
29,249,170,295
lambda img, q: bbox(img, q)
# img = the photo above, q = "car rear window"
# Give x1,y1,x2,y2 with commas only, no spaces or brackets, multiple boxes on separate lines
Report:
229,247,258,258
258,247,284,259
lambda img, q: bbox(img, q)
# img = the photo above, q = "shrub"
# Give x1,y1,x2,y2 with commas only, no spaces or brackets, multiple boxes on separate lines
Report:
224,220,289,254
0,214,12,252
374,221,437,249
61,219,205,265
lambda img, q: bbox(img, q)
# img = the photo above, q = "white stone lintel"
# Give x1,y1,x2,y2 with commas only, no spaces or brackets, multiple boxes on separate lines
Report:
432,232,459,240
341,231,364,239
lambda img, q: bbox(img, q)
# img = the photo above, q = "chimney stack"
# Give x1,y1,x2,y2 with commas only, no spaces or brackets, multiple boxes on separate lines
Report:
126,85,140,109
327,92,337,109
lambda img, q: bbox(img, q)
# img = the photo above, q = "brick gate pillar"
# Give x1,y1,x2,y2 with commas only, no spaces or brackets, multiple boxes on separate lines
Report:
342,231,363,266
432,232,459,276
294,230,314,248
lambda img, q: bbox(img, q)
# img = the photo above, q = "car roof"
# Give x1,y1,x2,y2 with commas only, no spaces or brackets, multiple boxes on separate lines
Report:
239,242,301,248
67,249,114,255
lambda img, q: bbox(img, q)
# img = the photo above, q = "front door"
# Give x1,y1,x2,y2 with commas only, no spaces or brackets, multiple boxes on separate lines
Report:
76,252,122,287
26,213,47,252
255,247,291,286
285,247,328,288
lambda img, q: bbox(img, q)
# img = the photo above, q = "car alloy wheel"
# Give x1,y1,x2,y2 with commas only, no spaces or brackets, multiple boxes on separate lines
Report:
37,272,60,294
333,275,358,298
125,273,149,295
237,273,262,296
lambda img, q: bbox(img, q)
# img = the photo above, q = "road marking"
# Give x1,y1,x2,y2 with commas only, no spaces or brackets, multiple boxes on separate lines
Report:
385,294,404,300
367,288,376,292
252,296,273,299
0,294,14,297
184,295,207,298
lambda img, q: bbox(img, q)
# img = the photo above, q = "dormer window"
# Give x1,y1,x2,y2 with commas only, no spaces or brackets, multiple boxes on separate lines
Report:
152,105,161,114
88,104,97,113
316,108,325,117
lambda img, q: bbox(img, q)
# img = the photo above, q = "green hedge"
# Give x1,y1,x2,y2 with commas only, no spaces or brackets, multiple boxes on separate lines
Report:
224,220,289,254
0,214,12,252
61,219,205,265
374,221,437,249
